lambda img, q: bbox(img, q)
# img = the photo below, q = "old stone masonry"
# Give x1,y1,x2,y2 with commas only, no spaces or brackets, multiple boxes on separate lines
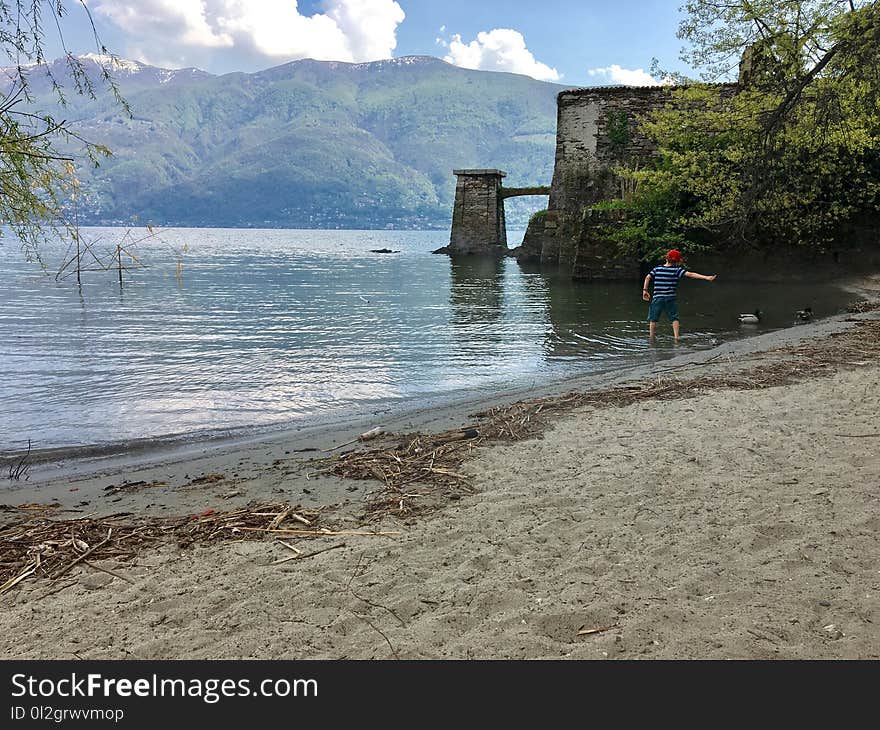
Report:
440,84,713,274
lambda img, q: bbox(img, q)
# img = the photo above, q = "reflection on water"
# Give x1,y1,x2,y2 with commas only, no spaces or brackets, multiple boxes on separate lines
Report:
0,227,855,450
450,256,506,323
449,256,508,357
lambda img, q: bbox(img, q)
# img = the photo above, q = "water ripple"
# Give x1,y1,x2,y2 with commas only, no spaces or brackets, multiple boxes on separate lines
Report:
0,227,854,450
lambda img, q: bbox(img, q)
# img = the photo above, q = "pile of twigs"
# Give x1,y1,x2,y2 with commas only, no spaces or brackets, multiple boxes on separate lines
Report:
169,503,325,546
0,502,326,595
0,514,166,595
847,299,880,314
324,430,481,521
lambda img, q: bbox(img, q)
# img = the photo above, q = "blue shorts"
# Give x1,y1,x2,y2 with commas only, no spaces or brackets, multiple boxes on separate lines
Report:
647,297,679,322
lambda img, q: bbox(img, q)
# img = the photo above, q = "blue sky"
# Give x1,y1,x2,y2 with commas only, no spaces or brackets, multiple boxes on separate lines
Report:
53,1,692,86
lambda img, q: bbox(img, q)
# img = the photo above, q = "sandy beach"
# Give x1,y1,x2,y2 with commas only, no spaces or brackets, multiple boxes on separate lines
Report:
2,280,879,660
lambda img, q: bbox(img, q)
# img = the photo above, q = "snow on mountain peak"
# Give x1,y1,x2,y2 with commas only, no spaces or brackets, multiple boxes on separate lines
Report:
78,53,145,73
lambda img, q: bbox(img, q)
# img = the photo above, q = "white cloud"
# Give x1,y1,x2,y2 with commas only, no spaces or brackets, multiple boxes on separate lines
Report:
94,0,233,49
442,28,560,82
587,64,662,86
323,0,405,61
93,0,405,67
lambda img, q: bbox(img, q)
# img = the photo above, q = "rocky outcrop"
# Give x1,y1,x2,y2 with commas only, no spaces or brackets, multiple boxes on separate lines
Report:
518,207,639,279
571,209,640,280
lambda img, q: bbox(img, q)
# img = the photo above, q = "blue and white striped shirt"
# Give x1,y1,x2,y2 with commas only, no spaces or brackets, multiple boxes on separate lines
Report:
649,265,686,298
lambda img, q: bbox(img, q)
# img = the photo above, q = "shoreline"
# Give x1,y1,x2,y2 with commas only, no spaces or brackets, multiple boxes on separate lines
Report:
4,278,879,522
1,277,878,659
3,271,867,469
0,328,724,467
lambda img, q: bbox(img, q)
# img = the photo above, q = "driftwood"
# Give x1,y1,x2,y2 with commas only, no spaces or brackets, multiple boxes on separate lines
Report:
272,542,345,565
0,502,324,594
577,624,620,636
327,427,387,452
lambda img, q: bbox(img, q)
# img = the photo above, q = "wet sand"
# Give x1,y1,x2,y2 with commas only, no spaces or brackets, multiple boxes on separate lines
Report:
2,277,879,659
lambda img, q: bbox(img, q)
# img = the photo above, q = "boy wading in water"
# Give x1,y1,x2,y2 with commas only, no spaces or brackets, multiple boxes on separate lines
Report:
642,249,716,342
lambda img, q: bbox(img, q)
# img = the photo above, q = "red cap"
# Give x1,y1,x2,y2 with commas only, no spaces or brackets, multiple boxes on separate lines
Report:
665,249,682,262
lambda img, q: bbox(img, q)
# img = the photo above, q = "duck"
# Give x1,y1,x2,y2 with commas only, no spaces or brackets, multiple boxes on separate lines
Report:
738,309,761,324
796,307,813,321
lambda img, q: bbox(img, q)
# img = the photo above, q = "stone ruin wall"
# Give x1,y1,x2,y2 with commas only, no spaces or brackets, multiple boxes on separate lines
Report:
520,85,681,276
549,86,676,214
521,82,880,280
522,84,744,279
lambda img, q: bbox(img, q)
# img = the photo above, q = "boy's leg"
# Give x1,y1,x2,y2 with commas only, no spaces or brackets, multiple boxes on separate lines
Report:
647,298,659,340
666,299,680,341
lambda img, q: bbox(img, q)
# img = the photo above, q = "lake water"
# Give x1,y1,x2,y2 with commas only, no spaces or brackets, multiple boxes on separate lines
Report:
0,227,855,452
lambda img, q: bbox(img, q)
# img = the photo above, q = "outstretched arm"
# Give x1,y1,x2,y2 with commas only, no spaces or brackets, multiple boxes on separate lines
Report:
685,271,716,281
642,273,652,301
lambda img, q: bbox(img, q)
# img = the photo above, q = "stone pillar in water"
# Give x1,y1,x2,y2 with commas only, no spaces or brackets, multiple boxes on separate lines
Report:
446,169,508,255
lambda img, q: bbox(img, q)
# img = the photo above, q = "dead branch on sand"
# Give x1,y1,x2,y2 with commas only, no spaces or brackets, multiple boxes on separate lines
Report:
0,503,326,594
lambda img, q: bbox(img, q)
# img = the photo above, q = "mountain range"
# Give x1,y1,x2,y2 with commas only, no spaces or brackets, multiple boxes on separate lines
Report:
8,54,566,229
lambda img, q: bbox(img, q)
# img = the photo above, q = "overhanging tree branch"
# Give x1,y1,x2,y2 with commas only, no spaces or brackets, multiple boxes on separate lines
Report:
760,2,879,142
0,1,123,257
